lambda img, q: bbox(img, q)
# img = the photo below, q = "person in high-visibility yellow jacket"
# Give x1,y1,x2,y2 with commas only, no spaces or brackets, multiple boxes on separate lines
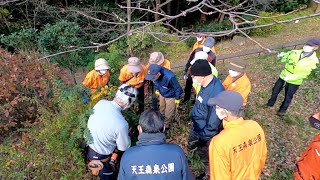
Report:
223,58,251,106
266,38,319,116
208,91,267,180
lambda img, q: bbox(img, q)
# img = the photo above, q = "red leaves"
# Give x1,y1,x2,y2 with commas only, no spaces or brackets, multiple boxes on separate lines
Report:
0,49,69,134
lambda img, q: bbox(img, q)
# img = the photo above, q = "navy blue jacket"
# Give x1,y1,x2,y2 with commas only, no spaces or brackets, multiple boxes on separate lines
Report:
191,77,225,141
118,133,193,180
154,67,183,99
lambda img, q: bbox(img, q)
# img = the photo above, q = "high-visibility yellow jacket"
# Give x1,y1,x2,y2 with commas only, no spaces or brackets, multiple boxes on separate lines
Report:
222,73,251,106
192,37,217,55
82,70,110,93
279,50,319,85
209,118,267,180
119,65,147,88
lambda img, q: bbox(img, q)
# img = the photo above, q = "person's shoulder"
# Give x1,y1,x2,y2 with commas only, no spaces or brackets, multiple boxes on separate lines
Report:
86,69,98,76
244,120,264,131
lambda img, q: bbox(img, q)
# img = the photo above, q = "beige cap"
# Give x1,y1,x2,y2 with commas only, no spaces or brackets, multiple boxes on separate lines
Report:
127,57,142,73
226,58,246,72
95,58,110,70
149,52,164,65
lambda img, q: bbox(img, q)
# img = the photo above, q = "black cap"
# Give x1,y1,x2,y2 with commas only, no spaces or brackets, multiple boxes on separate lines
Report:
208,91,244,111
306,38,320,46
190,60,212,76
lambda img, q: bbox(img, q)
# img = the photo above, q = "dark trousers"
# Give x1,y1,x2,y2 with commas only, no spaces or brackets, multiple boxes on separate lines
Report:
267,78,300,113
137,84,145,113
183,75,193,102
87,149,115,180
188,128,210,179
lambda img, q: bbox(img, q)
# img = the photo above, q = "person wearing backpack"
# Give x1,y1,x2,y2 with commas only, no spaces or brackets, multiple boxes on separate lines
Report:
294,107,320,180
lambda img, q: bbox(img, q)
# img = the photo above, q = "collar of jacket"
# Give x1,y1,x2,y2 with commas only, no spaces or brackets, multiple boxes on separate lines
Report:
111,100,122,111
223,117,245,129
136,133,166,146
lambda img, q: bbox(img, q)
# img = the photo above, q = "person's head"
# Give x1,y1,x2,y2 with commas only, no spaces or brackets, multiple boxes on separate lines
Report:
149,52,165,65
145,64,162,81
196,28,206,42
202,37,215,53
127,57,142,76
114,84,138,110
208,91,244,121
226,58,246,78
190,51,208,65
95,58,110,75
137,110,165,134
303,38,320,53
190,60,212,87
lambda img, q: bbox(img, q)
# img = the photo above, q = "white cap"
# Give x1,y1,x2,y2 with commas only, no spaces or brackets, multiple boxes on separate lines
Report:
190,51,208,65
95,58,110,70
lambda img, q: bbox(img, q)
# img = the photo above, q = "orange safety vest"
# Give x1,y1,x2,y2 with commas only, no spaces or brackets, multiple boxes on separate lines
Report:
82,70,110,93
119,65,147,88
294,112,320,180
192,37,217,55
222,73,251,106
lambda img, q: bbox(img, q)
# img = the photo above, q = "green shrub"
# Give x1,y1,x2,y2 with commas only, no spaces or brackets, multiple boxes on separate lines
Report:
275,0,308,13
251,12,285,36
1,28,38,51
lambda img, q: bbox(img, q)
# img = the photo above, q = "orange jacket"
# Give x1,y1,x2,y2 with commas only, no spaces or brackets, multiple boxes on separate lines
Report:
192,37,217,54
209,118,267,180
222,73,251,106
119,64,147,88
82,70,110,93
294,133,320,180
147,59,171,70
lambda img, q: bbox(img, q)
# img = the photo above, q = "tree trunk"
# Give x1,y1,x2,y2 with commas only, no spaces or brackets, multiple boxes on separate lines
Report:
155,0,160,21
127,0,133,56
200,6,208,23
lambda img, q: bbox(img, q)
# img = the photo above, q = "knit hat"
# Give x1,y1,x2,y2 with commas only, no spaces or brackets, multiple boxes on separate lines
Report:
208,91,244,111
95,58,110,70
190,60,212,76
203,37,215,48
190,51,208,65
149,52,164,65
145,64,162,80
127,57,142,73
226,58,246,72
306,38,320,46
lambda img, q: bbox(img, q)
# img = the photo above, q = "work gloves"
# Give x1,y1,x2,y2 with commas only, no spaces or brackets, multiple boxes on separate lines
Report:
155,90,160,96
183,71,188,80
175,99,180,108
283,74,297,82
277,52,286,59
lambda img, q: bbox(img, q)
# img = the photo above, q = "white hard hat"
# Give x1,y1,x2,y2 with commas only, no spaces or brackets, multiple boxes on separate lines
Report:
95,58,110,70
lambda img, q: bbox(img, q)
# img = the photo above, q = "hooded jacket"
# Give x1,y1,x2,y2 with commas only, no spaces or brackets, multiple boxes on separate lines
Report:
82,70,110,93
118,133,193,180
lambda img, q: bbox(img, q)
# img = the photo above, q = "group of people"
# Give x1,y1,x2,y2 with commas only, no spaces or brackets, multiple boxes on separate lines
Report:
81,32,320,180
